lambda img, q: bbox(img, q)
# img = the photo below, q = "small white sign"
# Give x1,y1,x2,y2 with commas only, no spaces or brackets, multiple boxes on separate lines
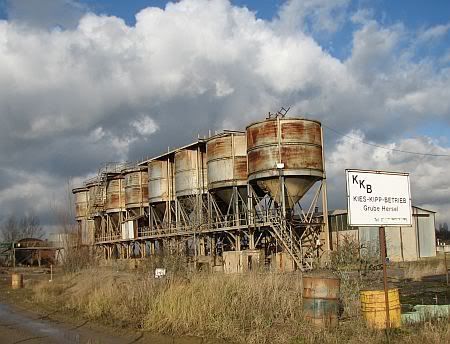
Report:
346,169,412,227
154,268,167,278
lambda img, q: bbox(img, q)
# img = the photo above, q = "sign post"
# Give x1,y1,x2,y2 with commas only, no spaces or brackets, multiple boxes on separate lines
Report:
378,226,390,329
346,169,412,329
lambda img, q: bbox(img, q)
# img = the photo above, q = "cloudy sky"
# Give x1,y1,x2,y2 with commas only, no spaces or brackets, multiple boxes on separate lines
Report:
0,0,449,230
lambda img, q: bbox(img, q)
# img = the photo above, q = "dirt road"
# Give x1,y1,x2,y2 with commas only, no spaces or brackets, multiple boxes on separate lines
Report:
0,269,208,344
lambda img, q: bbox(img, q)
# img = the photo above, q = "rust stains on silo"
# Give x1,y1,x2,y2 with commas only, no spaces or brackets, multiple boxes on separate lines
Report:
105,174,125,213
148,159,174,204
72,187,89,220
174,143,207,198
206,131,247,191
123,166,149,209
246,117,324,207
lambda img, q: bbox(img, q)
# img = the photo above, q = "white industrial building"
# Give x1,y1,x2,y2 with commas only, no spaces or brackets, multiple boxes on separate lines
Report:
328,206,436,262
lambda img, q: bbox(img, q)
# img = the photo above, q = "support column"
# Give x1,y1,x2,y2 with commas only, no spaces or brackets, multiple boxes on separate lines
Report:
236,233,241,251
199,237,206,256
248,229,255,250
321,180,330,252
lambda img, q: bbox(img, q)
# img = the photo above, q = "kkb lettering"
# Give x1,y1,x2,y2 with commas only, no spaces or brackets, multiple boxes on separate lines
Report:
352,174,372,193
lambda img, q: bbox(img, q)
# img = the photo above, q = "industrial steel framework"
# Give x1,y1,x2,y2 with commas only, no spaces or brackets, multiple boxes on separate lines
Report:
77,113,330,271
86,152,329,271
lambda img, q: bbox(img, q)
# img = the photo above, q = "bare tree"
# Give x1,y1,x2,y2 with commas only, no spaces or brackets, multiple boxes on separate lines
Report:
1,214,43,242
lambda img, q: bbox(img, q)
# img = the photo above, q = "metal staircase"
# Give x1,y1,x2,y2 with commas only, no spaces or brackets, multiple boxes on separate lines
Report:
267,213,316,271
93,172,106,209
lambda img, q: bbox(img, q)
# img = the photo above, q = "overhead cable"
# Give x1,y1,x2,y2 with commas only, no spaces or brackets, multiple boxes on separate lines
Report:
322,124,450,157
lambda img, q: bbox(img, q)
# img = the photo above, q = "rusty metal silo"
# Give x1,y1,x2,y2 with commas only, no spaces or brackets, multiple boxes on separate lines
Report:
72,187,89,220
123,166,148,209
105,174,125,213
206,131,247,203
148,159,174,205
86,180,102,216
246,117,324,208
147,157,175,229
174,145,207,198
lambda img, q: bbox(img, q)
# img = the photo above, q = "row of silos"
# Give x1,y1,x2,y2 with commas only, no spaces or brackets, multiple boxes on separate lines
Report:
74,169,149,216
74,116,325,240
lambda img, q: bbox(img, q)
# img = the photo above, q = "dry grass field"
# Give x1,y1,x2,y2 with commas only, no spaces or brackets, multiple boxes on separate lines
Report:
30,264,450,344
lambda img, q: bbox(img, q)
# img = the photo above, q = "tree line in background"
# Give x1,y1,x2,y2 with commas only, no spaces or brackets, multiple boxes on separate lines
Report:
0,214,43,242
436,222,450,242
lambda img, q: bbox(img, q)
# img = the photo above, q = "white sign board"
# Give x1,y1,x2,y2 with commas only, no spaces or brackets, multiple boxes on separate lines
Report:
346,169,412,227
154,268,166,278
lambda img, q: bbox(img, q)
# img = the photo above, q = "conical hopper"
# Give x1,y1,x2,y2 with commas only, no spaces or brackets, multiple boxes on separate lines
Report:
247,117,325,209
256,176,321,208
214,186,248,205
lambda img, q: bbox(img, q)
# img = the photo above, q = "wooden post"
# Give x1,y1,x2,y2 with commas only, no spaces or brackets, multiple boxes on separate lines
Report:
12,242,16,269
379,226,390,329
444,252,449,286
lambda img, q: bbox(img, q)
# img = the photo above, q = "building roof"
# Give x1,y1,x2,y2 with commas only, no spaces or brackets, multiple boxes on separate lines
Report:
137,139,206,166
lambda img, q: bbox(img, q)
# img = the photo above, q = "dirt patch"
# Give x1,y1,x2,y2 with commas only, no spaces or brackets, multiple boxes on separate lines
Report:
0,267,215,344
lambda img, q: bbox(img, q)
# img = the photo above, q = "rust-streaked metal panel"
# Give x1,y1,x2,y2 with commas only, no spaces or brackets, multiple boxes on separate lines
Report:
72,187,89,220
174,146,207,197
246,117,324,205
148,159,174,203
206,132,247,191
247,145,323,173
123,167,149,209
86,181,101,216
105,175,125,212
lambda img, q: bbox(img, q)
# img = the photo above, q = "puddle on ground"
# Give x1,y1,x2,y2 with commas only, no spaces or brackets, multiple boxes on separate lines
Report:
0,303,223,344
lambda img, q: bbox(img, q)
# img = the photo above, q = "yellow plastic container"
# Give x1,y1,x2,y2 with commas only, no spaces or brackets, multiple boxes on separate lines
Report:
360,288,401,329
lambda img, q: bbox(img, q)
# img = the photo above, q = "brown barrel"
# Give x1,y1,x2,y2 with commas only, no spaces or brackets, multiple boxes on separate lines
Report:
303,275,340,327
11,273,24,289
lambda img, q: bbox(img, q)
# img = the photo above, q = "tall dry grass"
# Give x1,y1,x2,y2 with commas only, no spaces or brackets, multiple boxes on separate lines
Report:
31,266,450,344
32,268,304,343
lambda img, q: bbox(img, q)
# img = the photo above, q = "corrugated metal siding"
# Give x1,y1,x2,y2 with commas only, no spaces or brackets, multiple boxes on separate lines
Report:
400,226,418,261
328,206,436,261
415,208,436,258
386,227,402,261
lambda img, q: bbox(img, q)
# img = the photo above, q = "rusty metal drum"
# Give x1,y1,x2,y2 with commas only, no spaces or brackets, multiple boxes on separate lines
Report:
123,167,149,209
72,187,89,220
303,275,340,327
174,147,207,198
105,174,125,213
246,117,324,207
